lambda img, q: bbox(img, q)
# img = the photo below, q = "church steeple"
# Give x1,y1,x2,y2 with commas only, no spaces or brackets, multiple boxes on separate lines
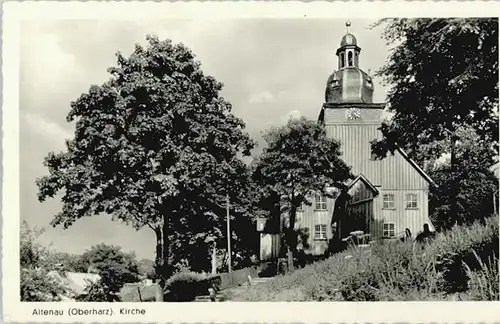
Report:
324,22,374,104
336,21,361,70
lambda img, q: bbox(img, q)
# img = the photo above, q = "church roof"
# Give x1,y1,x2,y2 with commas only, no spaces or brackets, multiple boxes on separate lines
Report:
347,173,379,195
325,68,374,104
396,148,436,187
340,33,357,47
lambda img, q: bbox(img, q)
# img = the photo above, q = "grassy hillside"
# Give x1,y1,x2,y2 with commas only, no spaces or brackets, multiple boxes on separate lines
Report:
228,216,499,301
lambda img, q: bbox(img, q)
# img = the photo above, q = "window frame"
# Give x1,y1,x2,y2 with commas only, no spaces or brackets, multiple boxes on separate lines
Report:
405,193,418,210
382,193,395,210
314,193,328,211
383,223,395,238
314,224,328,241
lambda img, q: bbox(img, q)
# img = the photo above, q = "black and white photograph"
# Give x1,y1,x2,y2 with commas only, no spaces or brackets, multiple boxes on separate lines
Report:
2,1,500,322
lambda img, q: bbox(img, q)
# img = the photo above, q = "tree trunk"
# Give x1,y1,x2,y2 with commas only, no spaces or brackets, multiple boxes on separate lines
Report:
153,213,172,302
161,214,171,280
285,205,297,272
153,227,164,302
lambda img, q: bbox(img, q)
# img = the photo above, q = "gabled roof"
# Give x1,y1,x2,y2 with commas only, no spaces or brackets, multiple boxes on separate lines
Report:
396,148,436,187
347,173,379,196
48,271,100,296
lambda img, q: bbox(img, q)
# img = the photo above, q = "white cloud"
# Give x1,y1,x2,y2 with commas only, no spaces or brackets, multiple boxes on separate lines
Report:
279,109,301,123
21,112,72,144
248,90,276,104
21,28,83,99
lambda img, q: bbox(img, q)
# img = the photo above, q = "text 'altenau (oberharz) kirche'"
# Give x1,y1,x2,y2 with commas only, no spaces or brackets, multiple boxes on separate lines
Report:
258,24,435,261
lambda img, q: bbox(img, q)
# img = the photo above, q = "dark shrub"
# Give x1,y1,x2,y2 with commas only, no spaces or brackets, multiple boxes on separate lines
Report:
164,271,207,302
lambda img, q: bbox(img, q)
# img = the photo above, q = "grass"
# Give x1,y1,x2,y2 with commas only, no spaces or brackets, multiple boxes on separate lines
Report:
231,215,499,301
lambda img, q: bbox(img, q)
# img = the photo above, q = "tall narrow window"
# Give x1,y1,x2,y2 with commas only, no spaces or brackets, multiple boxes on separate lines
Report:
383,223,395,238
348,51,353,67
314,224,327,240
315,193,327,210
406,193,418,209
383,194,395,209
340,53,345,68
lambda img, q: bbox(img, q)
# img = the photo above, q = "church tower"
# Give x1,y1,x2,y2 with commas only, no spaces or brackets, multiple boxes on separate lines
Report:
319,22,386,184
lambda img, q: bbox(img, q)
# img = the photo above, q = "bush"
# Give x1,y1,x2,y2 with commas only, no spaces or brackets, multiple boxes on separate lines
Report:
164,271,208,301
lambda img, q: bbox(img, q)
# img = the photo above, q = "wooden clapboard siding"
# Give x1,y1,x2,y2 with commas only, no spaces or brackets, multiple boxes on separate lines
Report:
380,152,429,190
325,123,383,186
295,199,334,255
370,189,433,240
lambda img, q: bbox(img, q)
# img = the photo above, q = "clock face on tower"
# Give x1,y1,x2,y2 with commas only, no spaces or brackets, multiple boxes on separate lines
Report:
347,108,361,120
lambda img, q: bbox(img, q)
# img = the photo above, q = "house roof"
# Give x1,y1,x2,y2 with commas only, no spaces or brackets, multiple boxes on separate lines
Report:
48,271,100,296
347,173,379,196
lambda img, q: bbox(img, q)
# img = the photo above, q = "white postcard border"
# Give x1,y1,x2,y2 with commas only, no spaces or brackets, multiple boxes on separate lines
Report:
3,1,500,323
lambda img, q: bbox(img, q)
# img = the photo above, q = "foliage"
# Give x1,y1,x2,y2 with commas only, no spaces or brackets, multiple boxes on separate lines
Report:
50,251,88,273
463,252,499,301
79,243,140,300
371,18,499,231
253,117,352,270
138,258,156,279
78,279,120,302
164,271,209,301
371,18,498,161
427,126,498,229
230,215,498,301
20,268,68,302
20,221,68,301
36,35,255,284
20,221,46,268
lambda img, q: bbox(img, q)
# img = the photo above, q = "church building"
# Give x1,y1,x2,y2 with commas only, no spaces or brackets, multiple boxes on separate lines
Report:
258,23,436,259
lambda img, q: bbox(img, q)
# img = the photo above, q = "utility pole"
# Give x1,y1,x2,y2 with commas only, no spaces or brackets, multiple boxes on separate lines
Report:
494,190,498,215
226,194,232,273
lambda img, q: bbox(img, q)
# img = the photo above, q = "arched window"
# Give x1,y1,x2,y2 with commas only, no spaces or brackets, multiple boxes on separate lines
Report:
348,51,353,67
340,53,345,68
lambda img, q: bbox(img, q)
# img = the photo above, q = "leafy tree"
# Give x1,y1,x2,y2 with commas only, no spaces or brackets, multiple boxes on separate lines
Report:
371,18,499,226
49,251,88,272
20,221,68,301
36,35,254,295
20,220,45,269
77,243,140,301
428,126,499,230
252,117,352,270
20,268,68,302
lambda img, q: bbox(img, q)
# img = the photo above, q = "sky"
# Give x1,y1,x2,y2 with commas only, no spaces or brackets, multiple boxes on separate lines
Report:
20,19,389,260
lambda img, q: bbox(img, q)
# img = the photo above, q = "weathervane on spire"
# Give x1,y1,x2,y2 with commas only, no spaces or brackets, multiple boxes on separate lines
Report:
346,20,351,33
